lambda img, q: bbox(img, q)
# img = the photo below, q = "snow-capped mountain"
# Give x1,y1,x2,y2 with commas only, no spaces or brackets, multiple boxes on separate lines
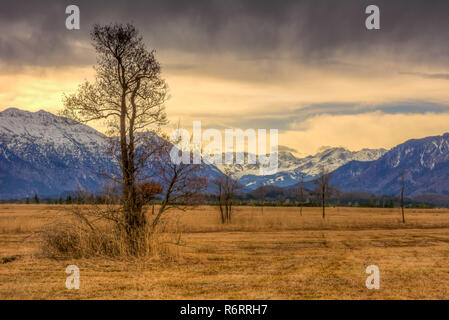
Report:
1,107,448,199
0,108,114,199
217,147,387,189
0,108,223,199
331,133,449,196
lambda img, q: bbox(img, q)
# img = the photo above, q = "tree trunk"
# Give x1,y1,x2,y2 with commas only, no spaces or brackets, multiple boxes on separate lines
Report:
219,203,225,223
119,91,145,254
322,194,326,219
401,187,405,223
401,173,405,224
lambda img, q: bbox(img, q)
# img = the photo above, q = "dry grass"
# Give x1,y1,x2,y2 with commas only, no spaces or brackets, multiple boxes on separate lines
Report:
1,204,449,299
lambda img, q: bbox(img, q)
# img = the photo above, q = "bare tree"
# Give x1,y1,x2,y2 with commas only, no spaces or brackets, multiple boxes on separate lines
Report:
49,134,207,257
400,169,406,223
62,23,169,253
214,169,241,224
298,173,305,216
313,167,337,219
256,186,265,214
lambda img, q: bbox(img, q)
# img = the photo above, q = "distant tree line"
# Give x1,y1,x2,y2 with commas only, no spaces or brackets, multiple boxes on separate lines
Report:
0,191,440,209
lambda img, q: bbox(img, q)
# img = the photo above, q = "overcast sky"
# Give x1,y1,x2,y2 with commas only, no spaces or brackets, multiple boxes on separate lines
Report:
1,0,449,155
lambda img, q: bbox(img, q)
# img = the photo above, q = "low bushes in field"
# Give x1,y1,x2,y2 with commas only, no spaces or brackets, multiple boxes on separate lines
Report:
40,205,183,260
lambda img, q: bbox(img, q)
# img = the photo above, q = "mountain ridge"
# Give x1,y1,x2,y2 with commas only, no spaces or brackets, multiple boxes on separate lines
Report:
0,108,113,199
219,147,387,190
1,108,448,200
331,133,449,197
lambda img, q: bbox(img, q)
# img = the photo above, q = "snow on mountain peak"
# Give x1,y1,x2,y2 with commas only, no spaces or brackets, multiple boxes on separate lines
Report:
215,146,388,189
0,108,106,147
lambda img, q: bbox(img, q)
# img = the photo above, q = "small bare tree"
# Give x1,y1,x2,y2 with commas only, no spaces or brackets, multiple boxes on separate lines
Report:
313,167,337,219
256,186,265,214
400,169,406,224
214,169,241,224
298,173,305,216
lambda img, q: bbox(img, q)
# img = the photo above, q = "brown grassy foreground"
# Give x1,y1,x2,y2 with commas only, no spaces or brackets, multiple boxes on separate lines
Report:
1,204,449,299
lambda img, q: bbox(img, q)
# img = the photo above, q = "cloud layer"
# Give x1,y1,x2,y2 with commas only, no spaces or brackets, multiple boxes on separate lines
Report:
1,0,449,155
2,0,449,69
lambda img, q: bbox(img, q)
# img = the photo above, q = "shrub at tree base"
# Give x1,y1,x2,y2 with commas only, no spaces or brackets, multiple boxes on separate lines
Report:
41,207,184,260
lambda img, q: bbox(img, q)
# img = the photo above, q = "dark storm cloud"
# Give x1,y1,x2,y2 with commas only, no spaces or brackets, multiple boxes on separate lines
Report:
2,0,449,69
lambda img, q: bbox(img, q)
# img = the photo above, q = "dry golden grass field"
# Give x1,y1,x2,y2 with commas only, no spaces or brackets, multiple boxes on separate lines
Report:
1,204,449,299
